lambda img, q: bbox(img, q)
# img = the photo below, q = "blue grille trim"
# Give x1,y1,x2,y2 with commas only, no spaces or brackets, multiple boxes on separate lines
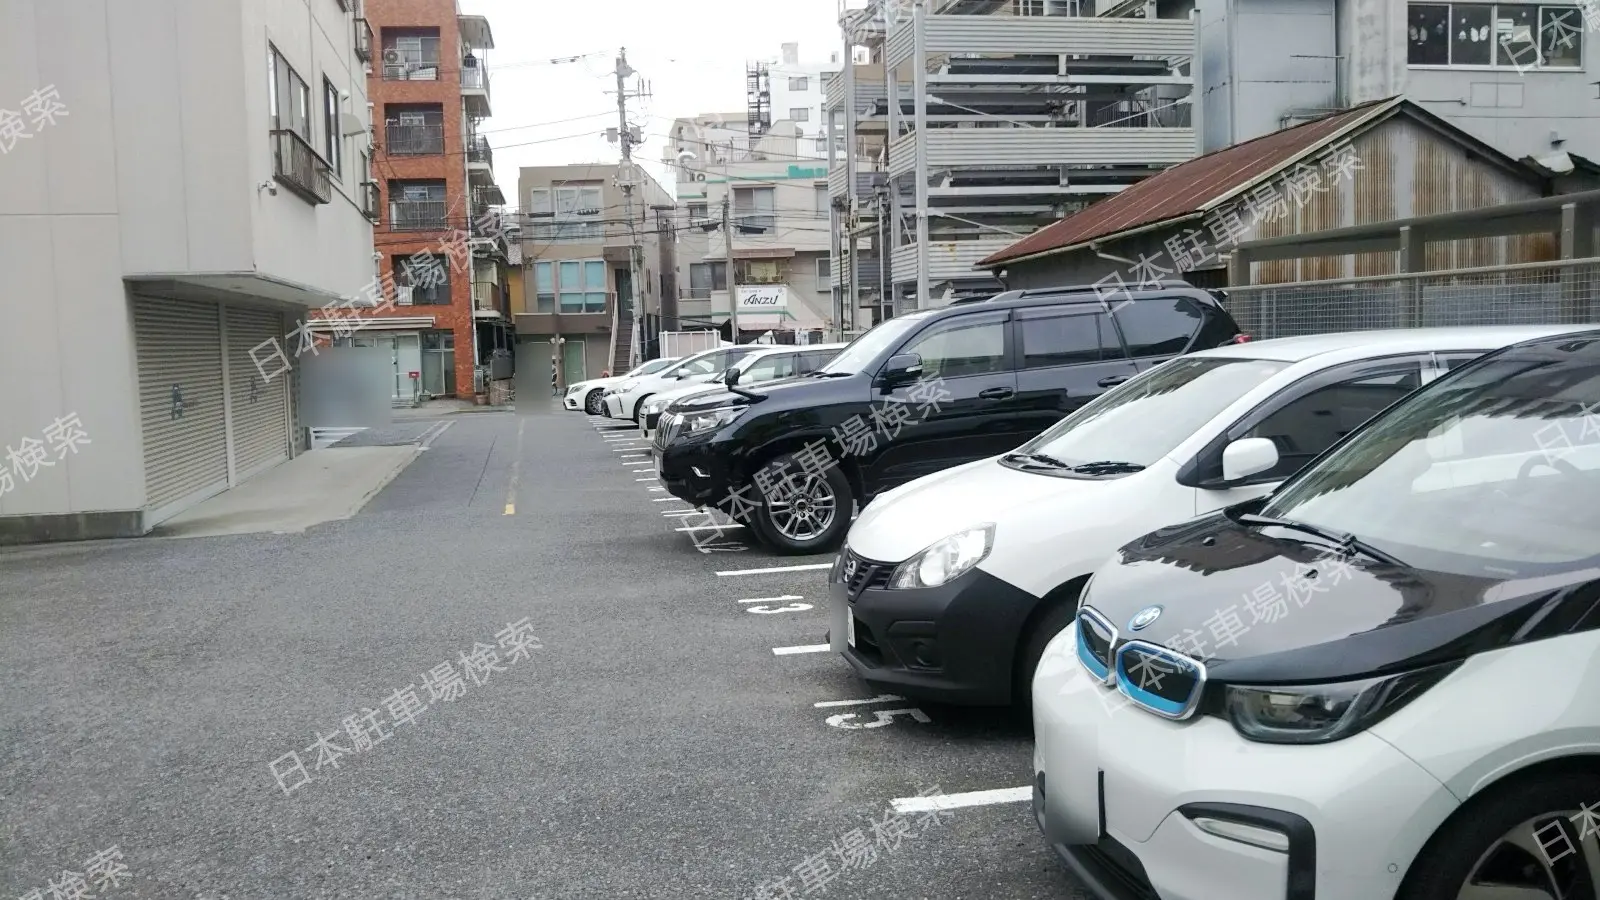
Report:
1113,640,1208,721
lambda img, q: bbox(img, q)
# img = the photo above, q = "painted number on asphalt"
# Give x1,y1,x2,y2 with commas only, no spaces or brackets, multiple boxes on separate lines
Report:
825,708,933,729
748,602,813,614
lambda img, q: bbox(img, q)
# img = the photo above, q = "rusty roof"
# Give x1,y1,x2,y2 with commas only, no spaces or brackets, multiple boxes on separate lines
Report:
981,97,1406,268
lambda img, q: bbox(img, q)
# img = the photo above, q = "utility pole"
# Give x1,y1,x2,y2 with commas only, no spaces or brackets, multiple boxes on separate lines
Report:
911,0,931,310
612,48,647,370
722,181,739,343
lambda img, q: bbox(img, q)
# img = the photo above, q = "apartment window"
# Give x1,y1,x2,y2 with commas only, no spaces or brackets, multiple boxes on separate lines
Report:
738,259,784,285
268,45,311,141
687,201,709,220
388,180,447,230
815,136,829,154
396,252,450,305
789,77,809,91
733,186,776,234
530,184,604,241
534,261,555,313
383,29,441,80
1407,4,1583,70
815,184,830,215
816,257,831,286
384,105,444,155
556,259,608,313
789,107,811,122
689,262,727,298
322,79,342,177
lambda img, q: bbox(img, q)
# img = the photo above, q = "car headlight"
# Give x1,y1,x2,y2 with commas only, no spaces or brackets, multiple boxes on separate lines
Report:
1222,663,1459,744
681,406,744,436
617,379,640,393
888,524,996,589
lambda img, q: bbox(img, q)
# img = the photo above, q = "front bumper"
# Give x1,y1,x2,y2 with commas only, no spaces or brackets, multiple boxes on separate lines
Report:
563,390,584,410
827,561,1041,706
656,434,738,508
602,393,624,419
1031,624,1459,900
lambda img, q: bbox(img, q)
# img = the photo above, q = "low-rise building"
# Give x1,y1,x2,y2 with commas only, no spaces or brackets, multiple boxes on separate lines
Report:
0,0,375,543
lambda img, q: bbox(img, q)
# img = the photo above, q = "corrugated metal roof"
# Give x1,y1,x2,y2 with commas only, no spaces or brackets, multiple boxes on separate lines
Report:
981,97,1406,268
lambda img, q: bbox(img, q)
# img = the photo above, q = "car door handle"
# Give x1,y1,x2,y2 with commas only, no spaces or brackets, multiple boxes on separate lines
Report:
1097,375,1132,388
978,387,1015,401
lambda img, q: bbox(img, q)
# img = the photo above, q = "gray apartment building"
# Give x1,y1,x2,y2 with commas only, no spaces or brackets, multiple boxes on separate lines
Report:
515,164,675,389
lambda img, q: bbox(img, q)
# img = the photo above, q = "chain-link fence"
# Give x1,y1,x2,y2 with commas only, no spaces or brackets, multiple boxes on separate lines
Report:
1227,258,1600,340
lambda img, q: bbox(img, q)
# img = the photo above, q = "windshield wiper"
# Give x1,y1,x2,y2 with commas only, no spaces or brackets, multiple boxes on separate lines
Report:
1236,513,1406,567
1067,460,1146,475
1004,451,1074,469
809,371,854,378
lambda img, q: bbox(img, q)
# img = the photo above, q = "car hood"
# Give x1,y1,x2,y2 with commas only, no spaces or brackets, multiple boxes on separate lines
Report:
1084,511,1600,683
647,381,719,408
570,376,623,392
673,375,835,412
847,457,1146,563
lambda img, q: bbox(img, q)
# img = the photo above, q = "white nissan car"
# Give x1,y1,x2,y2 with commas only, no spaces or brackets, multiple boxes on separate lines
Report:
830,326,1586,711
602,345,762,423
1033,327,1600,900
564,357,680,414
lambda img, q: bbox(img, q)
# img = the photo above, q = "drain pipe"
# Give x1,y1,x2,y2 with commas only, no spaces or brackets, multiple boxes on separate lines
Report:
1089,240,1137,268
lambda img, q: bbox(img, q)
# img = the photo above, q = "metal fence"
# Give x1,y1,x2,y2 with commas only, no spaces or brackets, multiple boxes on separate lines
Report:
1225,258,1600,340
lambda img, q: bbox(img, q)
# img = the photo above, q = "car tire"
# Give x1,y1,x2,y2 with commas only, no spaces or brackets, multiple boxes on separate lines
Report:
584,390,604,415
748,453,854,555
1399,769,1600,900
1012,599,1078,720
632,395,653,425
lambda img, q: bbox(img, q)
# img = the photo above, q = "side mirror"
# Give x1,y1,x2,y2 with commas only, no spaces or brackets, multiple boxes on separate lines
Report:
724,367,741,387
1221,437,1280,483
879,352,924,387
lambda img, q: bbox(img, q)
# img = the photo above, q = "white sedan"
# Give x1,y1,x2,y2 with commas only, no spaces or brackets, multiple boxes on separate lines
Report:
639,343,847,441
602,345,762,423
563,357,680,414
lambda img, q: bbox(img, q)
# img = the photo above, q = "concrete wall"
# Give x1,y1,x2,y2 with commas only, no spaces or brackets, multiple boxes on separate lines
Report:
1196,0,1339,154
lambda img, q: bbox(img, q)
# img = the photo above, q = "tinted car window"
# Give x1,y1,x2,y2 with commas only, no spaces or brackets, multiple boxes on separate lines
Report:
1113,298,1204,357
1243,366,1423,479
900,315,1007,379
744,353,796,382
1019,309,1116,369
796,350,833,373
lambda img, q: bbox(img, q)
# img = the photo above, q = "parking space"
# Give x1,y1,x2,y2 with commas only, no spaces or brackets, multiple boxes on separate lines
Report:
563,408,1086,899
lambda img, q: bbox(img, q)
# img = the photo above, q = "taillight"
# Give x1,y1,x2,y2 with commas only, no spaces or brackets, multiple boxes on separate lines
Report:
1231,334,1253,344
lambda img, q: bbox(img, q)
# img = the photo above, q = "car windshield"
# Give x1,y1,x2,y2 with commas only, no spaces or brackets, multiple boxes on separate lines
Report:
631,358,678,376
817,312,936,375
1260,346,1600,574
660,352,717,378
1011,357,1288,469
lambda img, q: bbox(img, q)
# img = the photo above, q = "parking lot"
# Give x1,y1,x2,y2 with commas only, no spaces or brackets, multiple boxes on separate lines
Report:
0,401,1086,900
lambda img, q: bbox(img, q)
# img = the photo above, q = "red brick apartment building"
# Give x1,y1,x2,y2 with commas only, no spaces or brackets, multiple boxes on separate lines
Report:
345,0,511,401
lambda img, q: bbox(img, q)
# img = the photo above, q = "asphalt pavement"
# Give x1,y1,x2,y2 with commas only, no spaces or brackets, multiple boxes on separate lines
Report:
0,401,1089,900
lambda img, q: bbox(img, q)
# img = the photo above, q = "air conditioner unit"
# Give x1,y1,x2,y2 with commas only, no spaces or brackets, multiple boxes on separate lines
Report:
396,286,414,306
382,48,403,65
694,173,707,182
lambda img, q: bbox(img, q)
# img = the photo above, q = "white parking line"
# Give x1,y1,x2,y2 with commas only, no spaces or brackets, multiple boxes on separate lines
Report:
635,477,658,482
612,447,647,452
738,595,803,603
814,695,905,708
891,786,1032,814
676,523,745,532
648,486,665,492
716,563,832,576
772,644,830,656
662,511,700,517
652,498,679,503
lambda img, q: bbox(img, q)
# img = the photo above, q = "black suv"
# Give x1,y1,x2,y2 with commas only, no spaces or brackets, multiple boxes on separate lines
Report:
654,283,1244,553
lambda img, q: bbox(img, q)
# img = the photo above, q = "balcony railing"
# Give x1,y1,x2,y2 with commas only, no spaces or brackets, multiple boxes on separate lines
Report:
472,281,504,312
360,181,380,221
383,59,441,80
271,129,332,204
467,136,493,168
354,18,373,62
385,122,444,155
389,198,448,231
461,65,489,92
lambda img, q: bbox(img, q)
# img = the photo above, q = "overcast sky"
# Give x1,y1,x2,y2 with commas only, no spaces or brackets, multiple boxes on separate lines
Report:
466,0,841,208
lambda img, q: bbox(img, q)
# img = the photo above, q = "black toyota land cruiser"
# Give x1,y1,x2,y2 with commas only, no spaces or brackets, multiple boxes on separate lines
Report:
654,282,1245,554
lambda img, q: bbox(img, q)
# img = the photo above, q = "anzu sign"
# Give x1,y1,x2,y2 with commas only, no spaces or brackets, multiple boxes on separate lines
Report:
736,285,789,315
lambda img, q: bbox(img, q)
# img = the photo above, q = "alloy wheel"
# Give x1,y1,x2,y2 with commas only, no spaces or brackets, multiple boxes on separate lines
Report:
764,472,838,542
585,391,603,415
1455,812,1600,900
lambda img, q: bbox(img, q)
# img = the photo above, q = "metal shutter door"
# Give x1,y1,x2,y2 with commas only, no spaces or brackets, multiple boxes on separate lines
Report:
132,297,229,514
225,306,290,478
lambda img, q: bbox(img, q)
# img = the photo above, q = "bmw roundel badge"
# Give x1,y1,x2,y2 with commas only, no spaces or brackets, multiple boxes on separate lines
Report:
1128,605,1163,632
